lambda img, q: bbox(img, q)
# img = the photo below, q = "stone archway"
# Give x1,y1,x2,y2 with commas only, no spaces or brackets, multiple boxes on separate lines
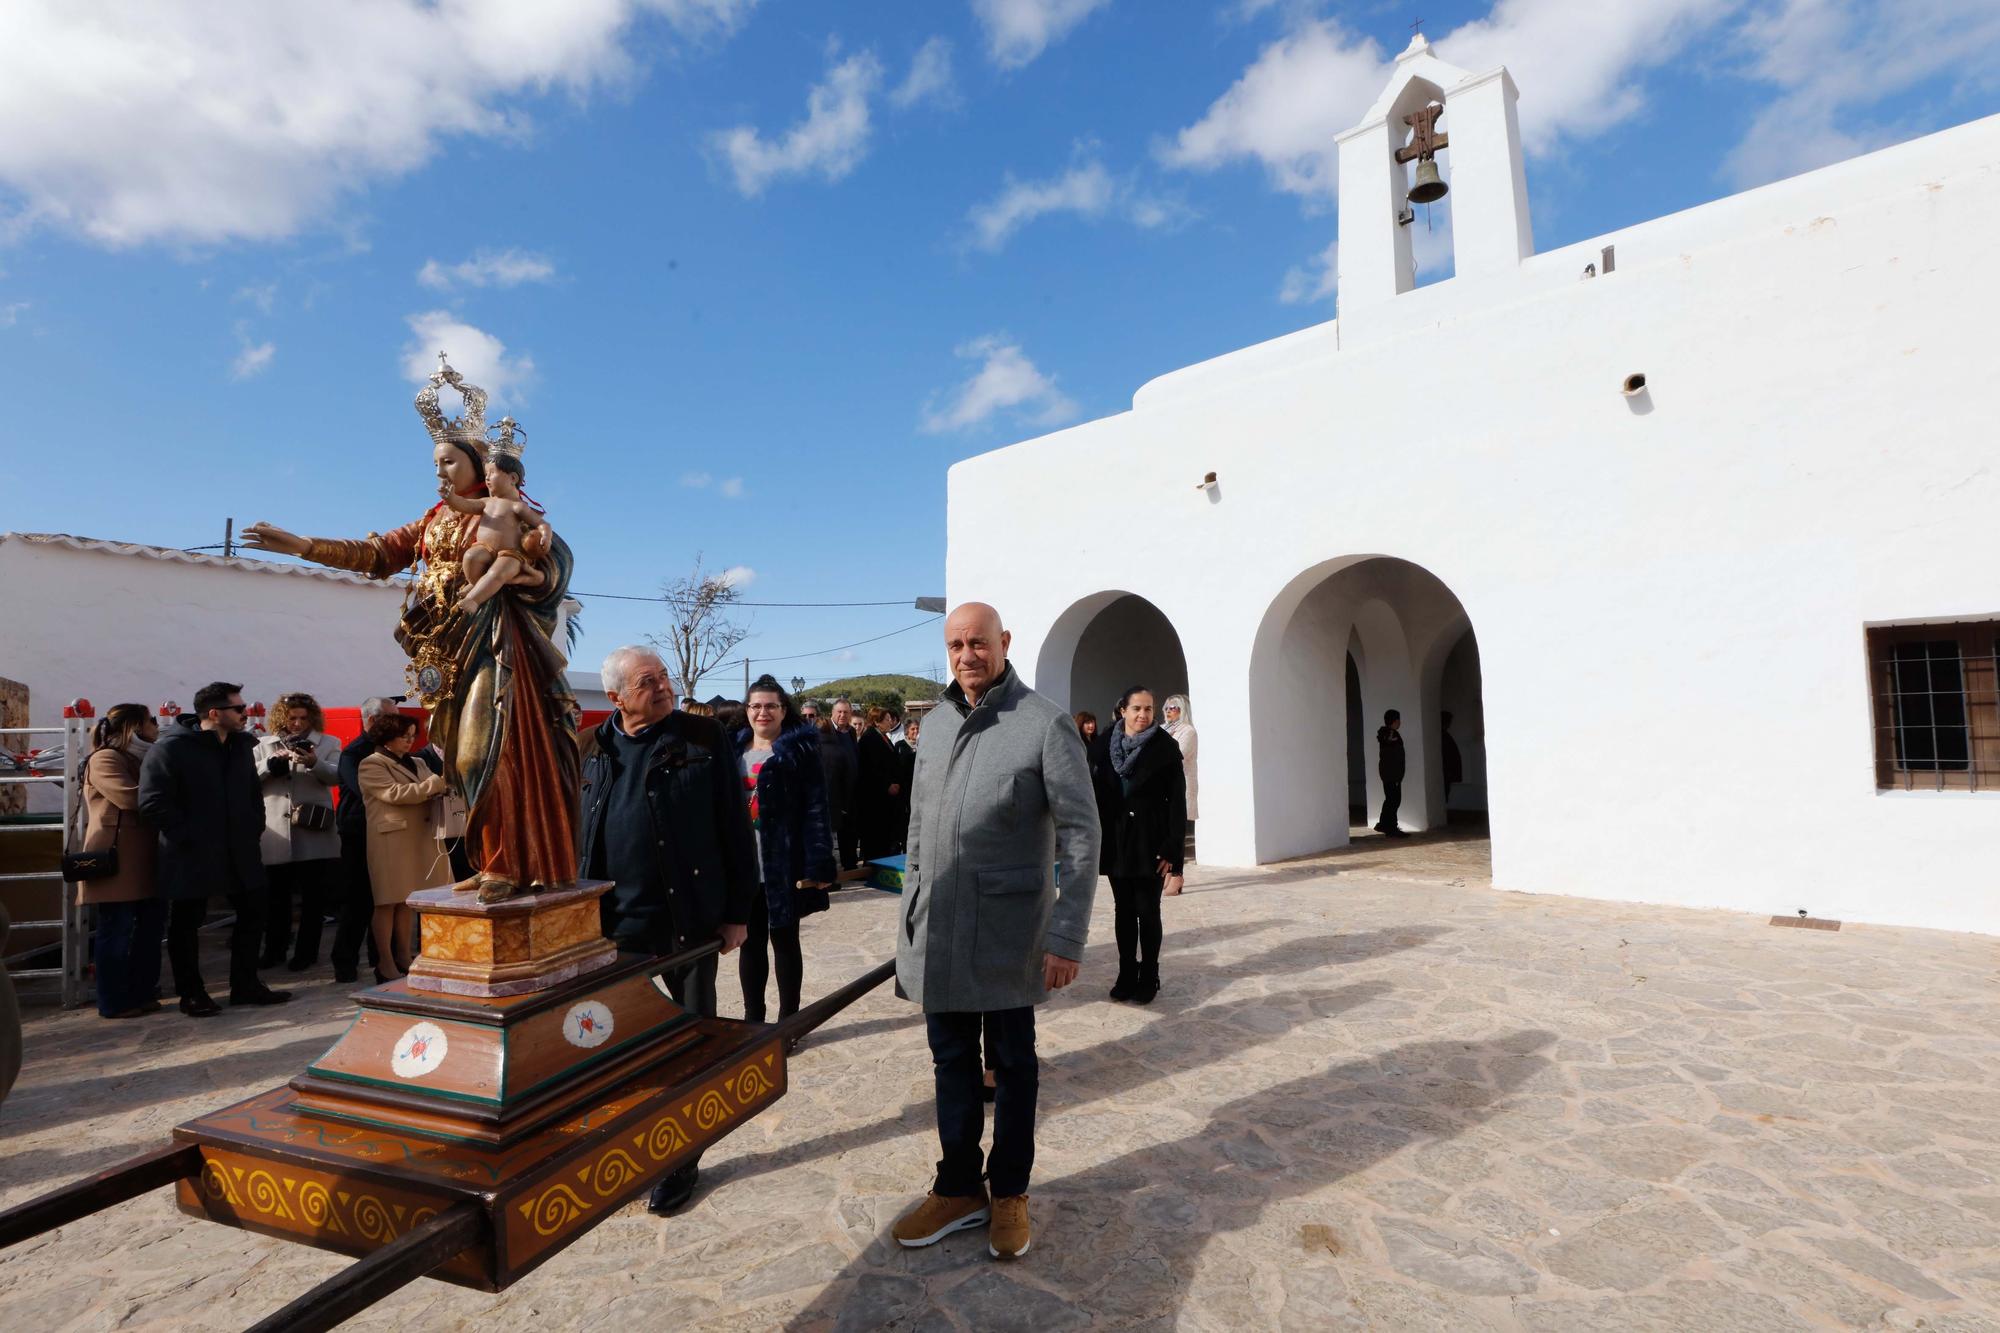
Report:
1247,556,1483,862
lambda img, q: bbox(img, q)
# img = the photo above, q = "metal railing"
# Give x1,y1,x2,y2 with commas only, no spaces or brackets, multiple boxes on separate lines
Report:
1,716,90,1007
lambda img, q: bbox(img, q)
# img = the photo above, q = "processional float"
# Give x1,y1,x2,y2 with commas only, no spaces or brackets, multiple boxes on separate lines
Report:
0,358,893,1331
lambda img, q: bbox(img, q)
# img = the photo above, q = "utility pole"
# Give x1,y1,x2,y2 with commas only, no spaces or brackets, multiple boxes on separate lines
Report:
223,518,235,559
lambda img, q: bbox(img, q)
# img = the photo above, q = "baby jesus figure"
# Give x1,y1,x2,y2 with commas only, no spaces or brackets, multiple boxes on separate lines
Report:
442,452,552,612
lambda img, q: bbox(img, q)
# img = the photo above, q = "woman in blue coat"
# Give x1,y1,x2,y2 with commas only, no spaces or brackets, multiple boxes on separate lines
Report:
735,675,837,1025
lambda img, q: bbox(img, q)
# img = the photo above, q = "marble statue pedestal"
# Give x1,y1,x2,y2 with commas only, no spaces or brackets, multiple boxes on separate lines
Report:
404,879,619,998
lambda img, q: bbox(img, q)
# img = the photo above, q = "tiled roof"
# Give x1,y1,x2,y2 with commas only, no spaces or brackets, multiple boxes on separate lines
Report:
0,531,408,589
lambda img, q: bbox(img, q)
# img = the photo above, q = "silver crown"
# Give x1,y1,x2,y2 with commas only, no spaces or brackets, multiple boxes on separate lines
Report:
415,351,489,451
488,415,526,462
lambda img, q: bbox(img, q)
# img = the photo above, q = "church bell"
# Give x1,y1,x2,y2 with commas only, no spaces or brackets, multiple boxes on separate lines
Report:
1408,157,1447,205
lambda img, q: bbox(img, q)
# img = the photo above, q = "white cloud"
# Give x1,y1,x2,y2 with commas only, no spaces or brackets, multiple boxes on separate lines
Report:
891,36,957,109
230,339,275,380
966,155,1189,251
417,248,557,291
921,335,1079,434
718,564,756,588
831,649,859,663
680,470,714,488
0,300,27,328
680,471,746,498
233,282,277,314
1278,238,1338,304
718,477,745,498
972,0,1111,70
401,311,536,406
0,0,759,247
710,49,883,196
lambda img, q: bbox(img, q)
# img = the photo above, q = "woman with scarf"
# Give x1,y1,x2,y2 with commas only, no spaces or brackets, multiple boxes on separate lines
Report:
1092,686,1187,1004
80,704,164,1018
1161,694,1197,880
735,675,836,1027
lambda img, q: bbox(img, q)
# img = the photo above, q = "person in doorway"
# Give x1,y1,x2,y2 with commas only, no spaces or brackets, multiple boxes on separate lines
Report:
254,692,342,971
138,681,290,1014
1375,709,1409,837
1440,710,1463,811
581,645,755,1216
818,699,860,872
1092,687,1187,1004
81,704,163,1019
856,704,906,860
735,675,836,1026
331,696,399,983
891,602,1100,1261
357,713,452,979
1161,694,1198,877
1072,711,1098,749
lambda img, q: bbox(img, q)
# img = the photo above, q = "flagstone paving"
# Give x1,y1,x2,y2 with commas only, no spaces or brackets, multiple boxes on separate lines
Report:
5,845,2000,1330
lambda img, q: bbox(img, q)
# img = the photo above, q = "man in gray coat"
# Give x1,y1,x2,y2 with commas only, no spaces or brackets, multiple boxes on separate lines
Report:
891,602,1100,1261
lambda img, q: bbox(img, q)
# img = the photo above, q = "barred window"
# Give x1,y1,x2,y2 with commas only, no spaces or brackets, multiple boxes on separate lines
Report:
1869,621,2000,791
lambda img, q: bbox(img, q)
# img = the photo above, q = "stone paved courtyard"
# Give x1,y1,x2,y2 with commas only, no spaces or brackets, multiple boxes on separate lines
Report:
6,838,2000,1330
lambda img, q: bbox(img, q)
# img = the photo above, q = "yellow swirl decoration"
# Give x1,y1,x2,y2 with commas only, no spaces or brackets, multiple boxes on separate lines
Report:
244,1169,295,1221
351,1194,397,1243
200,1160,239,1206
584,1148,645,1199
296,1180,343,1235
692,1089,731,1130
519,1183,592,1237
640,1115,690,1162
730,1065,774,1102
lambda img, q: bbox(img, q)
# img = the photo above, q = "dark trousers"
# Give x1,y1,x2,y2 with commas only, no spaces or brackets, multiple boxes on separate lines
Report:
835,810,859,870
263,859,335,967
167,890,261,998
738,894,803,1023
1376,779,1402,832
1109,875,1164,970
329,829,379,975
93,899,166,1016
659,952,719,1019
926,1007,1037,1199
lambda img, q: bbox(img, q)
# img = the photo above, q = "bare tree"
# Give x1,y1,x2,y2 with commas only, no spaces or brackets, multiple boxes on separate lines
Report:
648,554,750,700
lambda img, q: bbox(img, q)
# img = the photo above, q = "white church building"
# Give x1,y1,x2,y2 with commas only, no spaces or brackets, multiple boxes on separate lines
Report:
945,38,2000,935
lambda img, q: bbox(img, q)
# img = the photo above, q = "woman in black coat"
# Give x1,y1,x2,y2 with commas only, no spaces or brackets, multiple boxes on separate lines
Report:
735,676,837,1025
1091,685,1187,1004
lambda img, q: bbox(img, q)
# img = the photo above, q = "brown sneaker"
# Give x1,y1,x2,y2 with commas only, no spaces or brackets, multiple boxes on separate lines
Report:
892,1190,990,1248
988,1194,1030,1259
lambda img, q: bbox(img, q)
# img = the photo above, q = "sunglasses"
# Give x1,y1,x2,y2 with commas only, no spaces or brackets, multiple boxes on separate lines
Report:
217,703,248,714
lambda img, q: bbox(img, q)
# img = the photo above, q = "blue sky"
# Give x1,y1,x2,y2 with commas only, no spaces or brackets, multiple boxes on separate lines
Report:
3,0,1995,692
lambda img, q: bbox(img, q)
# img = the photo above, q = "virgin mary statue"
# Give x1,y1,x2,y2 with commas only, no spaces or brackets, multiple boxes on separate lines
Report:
245,355,578,902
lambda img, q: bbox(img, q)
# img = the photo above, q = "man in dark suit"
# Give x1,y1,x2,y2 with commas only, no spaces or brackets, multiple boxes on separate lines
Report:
1374,709,1409,838
856,704,907,860
819,698,860,870
580,646,755,1214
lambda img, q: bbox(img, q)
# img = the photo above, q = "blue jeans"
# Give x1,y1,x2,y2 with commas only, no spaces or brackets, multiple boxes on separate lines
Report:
926,1007,1037,1198
93,899,166,1016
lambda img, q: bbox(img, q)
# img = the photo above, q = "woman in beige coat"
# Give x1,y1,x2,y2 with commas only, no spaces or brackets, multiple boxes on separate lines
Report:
356,714,450,978
80,704,163,1018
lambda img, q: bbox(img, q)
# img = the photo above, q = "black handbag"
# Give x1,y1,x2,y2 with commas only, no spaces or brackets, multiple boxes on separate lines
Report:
63,809,120,882
289,801,335,833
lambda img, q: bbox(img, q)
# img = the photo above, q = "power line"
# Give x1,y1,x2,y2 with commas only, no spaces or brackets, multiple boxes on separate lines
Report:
718,616,944,670
573,590,917,608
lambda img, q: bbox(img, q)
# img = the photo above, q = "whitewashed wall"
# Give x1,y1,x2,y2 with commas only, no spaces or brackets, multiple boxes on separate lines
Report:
947,111,2000,935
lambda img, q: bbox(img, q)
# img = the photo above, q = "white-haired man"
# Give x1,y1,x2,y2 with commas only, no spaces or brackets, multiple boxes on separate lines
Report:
579,646,755,1214
331,696,403,983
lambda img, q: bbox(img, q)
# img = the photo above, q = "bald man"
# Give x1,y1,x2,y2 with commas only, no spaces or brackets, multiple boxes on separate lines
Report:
890,602,1101,1261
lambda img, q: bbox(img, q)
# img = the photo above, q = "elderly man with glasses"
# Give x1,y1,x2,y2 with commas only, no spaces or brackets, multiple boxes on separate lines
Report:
139,680,291,1015
579,646,756,1215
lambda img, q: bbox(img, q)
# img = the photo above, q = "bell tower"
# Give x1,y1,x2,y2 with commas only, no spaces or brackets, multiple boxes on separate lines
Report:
1334,34,1533,313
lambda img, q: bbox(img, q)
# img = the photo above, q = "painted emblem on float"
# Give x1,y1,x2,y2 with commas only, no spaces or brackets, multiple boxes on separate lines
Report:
391,1022,448,1079
563,1001,614,1049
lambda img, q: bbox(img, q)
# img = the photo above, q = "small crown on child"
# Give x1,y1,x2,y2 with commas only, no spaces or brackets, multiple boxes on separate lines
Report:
488,416,526,462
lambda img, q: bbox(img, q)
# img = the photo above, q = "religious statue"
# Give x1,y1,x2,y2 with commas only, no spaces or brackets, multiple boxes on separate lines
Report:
245,354,579,902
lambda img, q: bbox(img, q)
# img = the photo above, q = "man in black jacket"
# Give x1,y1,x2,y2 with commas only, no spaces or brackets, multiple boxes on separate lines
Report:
1374,709,1409,838
329,696,399,983
820,697,860,871
580,646,755,1215
138,681,291,1009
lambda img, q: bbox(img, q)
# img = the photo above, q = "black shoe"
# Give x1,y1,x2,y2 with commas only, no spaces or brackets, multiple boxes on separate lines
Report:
1133,964,1160,1005
258,952,286,970
231,986,293,1006
179,994,222,1018
1385,829,1411,839
285,956,315,973
1109,963,1137,1002
332,965,357,983
647,1165,700,1216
